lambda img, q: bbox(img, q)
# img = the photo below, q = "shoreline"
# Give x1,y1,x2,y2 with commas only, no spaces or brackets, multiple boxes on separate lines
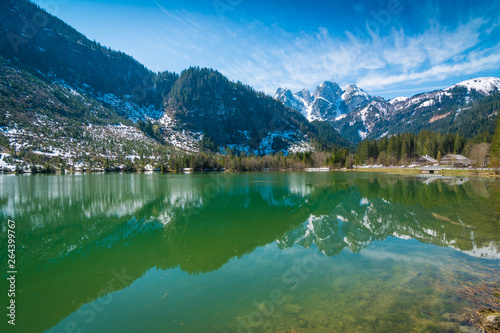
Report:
1,167,500,179
345,167,500,178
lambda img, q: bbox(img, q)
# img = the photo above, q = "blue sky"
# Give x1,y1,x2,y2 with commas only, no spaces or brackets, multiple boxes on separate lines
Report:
33,0,500,99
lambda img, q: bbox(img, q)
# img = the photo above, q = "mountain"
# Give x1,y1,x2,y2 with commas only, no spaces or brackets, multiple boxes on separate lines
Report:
275,81,372,122
0,0,348,167
1,0,497,164
276,78,500,143
164,67,339,154
338,77,500,143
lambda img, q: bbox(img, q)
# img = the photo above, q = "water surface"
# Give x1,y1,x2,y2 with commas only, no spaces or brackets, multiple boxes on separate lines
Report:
0,172,499,332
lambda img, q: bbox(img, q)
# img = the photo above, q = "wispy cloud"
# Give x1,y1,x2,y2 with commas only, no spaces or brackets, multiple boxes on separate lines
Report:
215,17,497,96
357,48,500,89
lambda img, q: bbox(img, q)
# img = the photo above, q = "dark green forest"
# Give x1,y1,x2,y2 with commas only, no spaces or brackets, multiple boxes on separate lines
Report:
355,131,467,166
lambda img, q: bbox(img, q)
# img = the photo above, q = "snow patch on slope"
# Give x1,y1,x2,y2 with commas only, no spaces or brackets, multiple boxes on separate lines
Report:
417,99,435,109
99,93,163,121
159,114,202,152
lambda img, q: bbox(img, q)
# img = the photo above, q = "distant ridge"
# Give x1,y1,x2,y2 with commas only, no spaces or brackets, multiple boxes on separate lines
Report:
275,77,500,143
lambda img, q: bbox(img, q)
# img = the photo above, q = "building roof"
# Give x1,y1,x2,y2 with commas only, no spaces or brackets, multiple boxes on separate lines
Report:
416,155,438,163
440,154,471,164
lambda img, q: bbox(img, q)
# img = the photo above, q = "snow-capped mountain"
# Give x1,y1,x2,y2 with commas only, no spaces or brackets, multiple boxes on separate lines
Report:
274,88,309,114
339,77,500,143
310,81,346,121
277,77,500,143
274,81,373,122
275,81,373,122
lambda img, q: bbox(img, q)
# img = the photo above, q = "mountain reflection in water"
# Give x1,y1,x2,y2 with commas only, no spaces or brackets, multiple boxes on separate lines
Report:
0,172,498,332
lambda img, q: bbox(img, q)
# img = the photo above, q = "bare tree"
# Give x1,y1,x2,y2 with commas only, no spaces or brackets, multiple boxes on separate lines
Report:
469,143,489,168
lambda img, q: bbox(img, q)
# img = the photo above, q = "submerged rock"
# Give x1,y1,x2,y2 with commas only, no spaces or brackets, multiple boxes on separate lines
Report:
483,312,500,332
284,303,302,314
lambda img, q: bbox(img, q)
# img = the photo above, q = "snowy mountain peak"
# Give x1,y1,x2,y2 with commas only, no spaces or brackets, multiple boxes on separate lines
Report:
341,84,372,112
274,87,292,99
342,84,370,99
275,76,500,141
274,88,308,121
314,81,343,99
275,76,500,144
274,87,303,110
446,77,500,95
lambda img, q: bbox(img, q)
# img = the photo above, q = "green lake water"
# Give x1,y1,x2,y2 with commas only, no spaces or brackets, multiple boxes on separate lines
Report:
0,172,499,332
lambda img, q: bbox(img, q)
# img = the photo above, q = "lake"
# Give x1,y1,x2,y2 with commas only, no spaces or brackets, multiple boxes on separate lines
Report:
0,172,499,332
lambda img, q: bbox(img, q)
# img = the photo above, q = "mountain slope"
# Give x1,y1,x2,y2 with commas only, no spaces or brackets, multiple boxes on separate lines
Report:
0,58,181,168
165,67,350,153
339,78,500,143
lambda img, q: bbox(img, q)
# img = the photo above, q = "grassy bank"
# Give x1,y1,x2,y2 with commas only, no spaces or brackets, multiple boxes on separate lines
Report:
348,168,420,175
344,167,500,178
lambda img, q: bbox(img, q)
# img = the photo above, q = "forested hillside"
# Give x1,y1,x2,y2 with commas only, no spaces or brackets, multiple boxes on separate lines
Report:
383,92,500,139
353,94,500,166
